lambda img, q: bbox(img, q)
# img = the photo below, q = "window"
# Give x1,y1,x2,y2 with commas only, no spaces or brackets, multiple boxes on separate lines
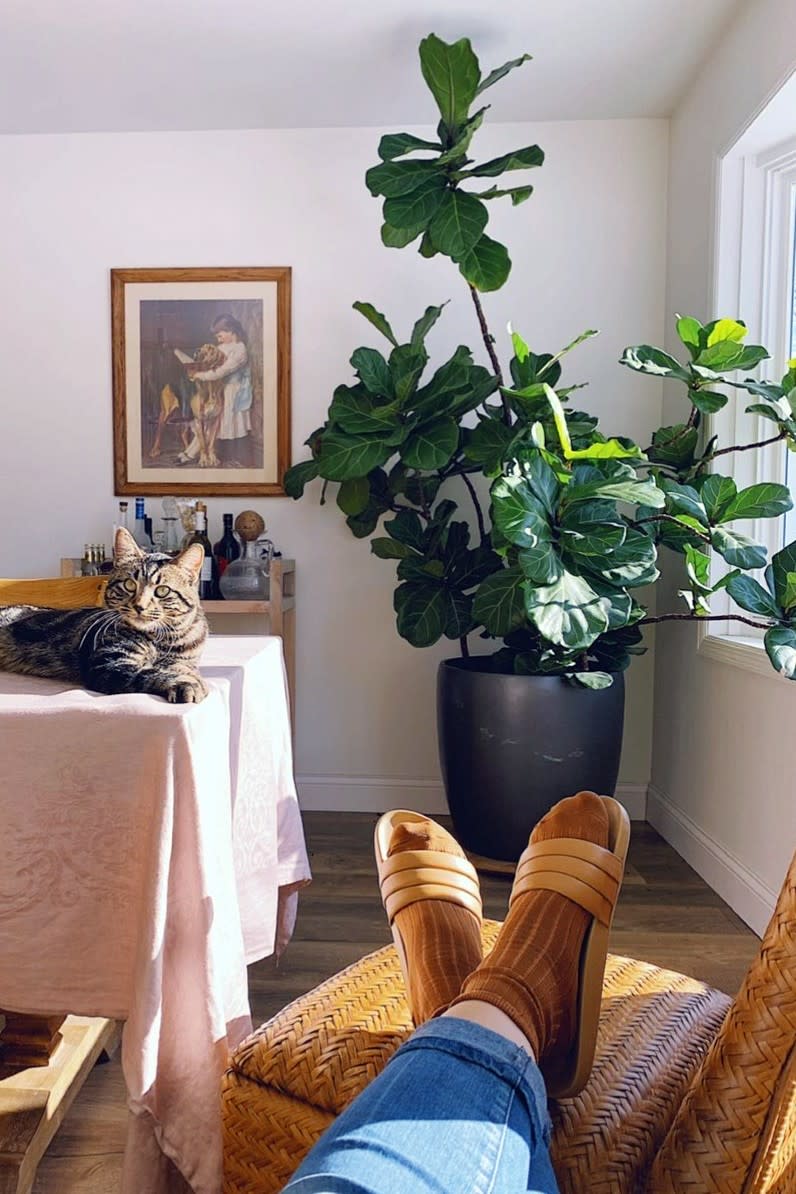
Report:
703,81,796,673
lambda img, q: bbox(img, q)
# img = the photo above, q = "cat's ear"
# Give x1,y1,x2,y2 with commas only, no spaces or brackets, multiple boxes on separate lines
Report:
114,526,143,565
174,543,205,582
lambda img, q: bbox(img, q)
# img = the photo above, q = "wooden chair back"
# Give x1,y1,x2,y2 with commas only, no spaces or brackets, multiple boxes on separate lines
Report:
0,576,107,609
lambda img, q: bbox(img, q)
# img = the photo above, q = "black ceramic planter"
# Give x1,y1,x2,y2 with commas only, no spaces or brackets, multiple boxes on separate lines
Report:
437,659,625,862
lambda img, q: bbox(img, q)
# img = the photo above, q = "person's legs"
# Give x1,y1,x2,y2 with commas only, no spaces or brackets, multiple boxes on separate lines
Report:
282,794,626,1194
283,1016,557,1194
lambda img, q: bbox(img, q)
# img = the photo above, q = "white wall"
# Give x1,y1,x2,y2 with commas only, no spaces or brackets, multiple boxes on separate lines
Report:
0,118,668,813
653,0,796,932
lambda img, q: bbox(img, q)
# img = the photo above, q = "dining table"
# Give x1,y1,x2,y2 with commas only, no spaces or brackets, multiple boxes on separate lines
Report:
0,635,311,1193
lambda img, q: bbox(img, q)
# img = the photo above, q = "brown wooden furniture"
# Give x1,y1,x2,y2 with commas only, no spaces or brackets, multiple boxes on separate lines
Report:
58,556,296,721
222,852,795,1193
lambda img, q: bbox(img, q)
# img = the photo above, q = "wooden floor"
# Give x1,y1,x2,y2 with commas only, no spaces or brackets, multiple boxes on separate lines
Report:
27,812,762,1193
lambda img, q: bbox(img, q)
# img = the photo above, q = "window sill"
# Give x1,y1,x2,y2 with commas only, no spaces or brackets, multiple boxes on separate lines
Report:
698,633,775,679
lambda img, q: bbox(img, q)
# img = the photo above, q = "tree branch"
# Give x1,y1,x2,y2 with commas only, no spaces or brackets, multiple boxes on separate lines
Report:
640,612,771,630
707,431,786,460
468,283,511,423
461,471,487,543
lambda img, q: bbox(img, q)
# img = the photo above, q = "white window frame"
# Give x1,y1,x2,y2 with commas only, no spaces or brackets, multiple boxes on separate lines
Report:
699,131,796,677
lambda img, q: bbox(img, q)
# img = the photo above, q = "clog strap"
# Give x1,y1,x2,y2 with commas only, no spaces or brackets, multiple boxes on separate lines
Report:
509,836,624,927
379,848,482,924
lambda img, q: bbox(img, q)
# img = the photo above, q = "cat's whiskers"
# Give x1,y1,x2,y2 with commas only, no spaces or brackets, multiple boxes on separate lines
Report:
78,610,115,653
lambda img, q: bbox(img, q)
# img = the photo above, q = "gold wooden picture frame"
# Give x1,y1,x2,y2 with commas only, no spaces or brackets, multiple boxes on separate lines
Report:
111,267,291,496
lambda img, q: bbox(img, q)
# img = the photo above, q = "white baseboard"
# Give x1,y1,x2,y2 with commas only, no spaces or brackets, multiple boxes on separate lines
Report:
295,775,648,820
647,784,776,936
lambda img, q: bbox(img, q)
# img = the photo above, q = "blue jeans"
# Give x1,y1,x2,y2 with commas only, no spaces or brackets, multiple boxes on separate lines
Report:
284,1017,559,1194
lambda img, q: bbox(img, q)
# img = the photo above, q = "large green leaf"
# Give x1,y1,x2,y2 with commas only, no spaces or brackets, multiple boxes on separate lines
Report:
377,132,441,161
429,191,488,257
525,572,610,651
384,509,425,551
689,386,728,415
676,314,702,358
350,347,393,397
384,176,448,230
706,318,747,346
722,483,793,521
337,476,370,516
725,575,781,618
472,567,526,635
619,345,691,382
491,475,550,547
412,345,472,416
418,34,481,130
592,529,659,587
447,545,502,590
436,107,488,164
283,459,320,499
475,53,532,95
457,234,511,291
648,424,699,469
561,521,626,558
390,344,428,404
661,480,708,525
400,416,459,470
566,475,665,509
764,626,796,679
411,304,447,349
474,184,534,206
770,543,796,612
460,144,544,178
381,222,425,248
523,453,560,516
329,385,400,435
443,590,476,639
317,430,392,481
699,475,737,523
710,527,767,570
395,582,447,647
518,540,562,585
353,301,398,347
370,537,415,560
463,418,517,472
365,158,445,198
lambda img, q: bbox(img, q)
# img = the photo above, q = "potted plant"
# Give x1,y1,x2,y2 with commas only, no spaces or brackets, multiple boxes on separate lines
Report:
286,34,796,860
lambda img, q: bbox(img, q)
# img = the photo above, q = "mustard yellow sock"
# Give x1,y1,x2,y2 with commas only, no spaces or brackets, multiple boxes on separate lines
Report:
387,819,483,1025
450,793,609,1063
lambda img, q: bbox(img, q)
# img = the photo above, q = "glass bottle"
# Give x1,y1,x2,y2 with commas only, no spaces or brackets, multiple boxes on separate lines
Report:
218,538,270,601
114,500,129,542
186,508,219,601
213,514,241,591
81,544,98,576
133,497,153,549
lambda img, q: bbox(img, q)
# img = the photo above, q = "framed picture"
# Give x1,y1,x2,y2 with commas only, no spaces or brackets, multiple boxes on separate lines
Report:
111,267,291,496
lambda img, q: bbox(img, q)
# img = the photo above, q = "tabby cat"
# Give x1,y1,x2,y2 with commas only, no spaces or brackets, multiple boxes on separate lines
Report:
0,527,209,702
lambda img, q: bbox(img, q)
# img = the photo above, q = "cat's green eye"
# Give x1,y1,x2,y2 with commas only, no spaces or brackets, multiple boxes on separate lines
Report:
154,585,171,597
123,579,137,593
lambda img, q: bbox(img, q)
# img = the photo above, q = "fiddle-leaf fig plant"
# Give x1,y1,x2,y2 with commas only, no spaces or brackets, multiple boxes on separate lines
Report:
285,34,796,685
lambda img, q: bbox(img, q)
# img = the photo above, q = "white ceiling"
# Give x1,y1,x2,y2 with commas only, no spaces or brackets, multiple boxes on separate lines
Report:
0,0,743,135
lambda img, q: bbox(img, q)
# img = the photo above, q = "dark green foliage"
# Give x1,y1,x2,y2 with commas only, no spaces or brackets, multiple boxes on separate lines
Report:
282,36,796,684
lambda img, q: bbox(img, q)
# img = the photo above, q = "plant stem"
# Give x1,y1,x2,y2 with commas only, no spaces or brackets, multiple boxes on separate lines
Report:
461,471,487,543
707,431,786,460
459,635,470,658
640,612,770,630
467,283,511,423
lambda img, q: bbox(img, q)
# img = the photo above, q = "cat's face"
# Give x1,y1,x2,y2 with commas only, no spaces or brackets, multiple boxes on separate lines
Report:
104,527,204,631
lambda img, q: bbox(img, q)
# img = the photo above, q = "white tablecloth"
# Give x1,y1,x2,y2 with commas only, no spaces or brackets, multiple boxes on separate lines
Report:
0,635,311,1193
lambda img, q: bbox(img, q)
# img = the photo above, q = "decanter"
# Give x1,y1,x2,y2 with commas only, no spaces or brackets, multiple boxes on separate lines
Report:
218,537,273,600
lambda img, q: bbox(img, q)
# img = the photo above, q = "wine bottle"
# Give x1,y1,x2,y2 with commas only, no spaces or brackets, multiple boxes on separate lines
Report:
187,507,218,600
132,498,153,549
212,513,241,590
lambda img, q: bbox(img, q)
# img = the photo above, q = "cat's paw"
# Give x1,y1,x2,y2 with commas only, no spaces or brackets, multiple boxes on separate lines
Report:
165,674,209,704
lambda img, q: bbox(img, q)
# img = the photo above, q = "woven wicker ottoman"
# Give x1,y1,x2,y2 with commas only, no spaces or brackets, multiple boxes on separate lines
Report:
222,922,732,1193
